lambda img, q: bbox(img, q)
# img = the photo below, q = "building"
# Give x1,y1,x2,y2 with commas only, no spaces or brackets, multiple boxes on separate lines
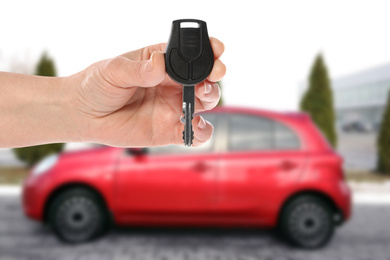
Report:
0,149,24,167
299,63,390,170
332,63,390,131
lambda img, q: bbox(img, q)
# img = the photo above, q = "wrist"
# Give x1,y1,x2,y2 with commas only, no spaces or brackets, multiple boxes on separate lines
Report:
0,72,92,148
60,72,93,144
35,75,87,144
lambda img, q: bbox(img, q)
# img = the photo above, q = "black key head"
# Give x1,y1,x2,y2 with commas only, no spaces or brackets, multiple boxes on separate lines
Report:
165,19,214,86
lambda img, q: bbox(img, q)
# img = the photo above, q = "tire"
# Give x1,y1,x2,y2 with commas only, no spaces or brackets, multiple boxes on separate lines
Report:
48,187,108,243
279,195,335,249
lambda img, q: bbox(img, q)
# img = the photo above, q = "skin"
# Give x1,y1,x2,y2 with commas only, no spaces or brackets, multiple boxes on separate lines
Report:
0,38,226,148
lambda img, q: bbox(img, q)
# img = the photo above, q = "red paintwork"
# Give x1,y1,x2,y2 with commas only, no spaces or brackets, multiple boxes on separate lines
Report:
22,106,351,227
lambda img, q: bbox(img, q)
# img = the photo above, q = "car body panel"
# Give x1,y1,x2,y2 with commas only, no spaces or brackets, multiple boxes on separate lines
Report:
215,150,307,226
22,106,351,229
113,150,220,225
23,147,120,220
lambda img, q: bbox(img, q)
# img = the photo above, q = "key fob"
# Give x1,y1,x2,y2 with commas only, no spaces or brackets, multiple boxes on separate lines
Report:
165,19,214,86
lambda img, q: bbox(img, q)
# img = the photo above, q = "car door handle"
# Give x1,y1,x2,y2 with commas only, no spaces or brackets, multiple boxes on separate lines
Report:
279,161,297,171
192,162,210,172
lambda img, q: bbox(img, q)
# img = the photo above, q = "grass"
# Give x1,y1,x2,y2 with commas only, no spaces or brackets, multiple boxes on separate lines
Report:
0,167,29,185
345,170,390,183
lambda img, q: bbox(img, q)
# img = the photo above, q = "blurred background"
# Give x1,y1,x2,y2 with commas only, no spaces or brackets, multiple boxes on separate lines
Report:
1,0,390,259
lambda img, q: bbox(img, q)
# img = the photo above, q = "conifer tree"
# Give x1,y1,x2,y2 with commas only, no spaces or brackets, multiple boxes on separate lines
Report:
217,80,224,106
300,54,337,147
377,90,390,174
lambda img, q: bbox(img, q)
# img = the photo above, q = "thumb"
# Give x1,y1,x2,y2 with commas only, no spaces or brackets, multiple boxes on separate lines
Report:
105,51,166,87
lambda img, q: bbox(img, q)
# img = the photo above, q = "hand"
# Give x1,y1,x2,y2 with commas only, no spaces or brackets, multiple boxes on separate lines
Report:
70,38,226,147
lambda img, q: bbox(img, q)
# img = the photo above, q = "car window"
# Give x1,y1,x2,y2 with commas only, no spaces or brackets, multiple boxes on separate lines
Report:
228,114,300,151
274,121,300,149
148,113,218,155
228,114,273,151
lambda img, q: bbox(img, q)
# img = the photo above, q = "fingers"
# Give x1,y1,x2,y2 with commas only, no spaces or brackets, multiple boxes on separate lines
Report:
210,37,225,59
104,51,166,88
208,59,226,82
192,115,214,147
120,43,167,60
194,81,220,112
116,37,225,87
121,37,224,61
173,115,214,147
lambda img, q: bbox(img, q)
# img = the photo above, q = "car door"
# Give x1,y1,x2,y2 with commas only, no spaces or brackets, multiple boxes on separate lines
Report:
114,114,220,221
217,113,306,223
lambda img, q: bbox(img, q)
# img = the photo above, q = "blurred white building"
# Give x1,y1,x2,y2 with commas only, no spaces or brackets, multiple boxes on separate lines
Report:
333,63,390,131
0,149,24,167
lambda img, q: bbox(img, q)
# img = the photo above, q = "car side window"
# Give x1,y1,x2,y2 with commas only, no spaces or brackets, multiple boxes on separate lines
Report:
148,113,218,155
228,114,300,152
274,121,300,149
228,114,274,151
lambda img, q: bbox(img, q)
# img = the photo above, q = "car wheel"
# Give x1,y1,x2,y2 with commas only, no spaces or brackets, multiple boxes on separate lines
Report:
48,187,108,243
279,195,335,249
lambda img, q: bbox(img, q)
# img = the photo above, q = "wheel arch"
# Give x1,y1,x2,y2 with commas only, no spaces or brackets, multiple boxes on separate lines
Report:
43,182,112,223
278,190,343,225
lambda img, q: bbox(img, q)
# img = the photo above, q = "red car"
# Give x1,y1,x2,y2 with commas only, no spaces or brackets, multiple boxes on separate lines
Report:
22,106,351,248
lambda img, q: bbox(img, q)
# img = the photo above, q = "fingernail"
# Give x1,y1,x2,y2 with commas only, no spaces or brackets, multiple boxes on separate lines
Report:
204,82,212,94
198,117,206,129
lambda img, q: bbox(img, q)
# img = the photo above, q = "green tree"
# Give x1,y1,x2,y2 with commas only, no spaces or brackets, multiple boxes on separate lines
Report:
300,54,337,147
13,52,64,167
377,90,390,174
35,52,56,76
217,80,224,106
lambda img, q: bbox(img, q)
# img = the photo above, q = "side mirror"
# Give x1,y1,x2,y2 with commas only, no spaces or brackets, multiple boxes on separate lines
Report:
126,148,148,156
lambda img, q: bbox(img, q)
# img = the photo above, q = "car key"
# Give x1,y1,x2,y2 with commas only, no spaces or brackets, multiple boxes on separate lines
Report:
165,19,214,146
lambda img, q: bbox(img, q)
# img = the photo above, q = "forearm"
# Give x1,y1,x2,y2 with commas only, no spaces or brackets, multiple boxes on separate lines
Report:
0,72,84,148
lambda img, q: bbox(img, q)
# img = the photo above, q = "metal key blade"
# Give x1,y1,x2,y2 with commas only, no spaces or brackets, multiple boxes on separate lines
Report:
183,85,195,146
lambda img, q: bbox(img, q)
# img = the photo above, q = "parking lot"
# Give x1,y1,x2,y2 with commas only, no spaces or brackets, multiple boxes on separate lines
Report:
0,196,389,260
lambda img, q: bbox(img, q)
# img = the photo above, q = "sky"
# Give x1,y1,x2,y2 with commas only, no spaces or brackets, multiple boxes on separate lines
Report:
1,0,390,111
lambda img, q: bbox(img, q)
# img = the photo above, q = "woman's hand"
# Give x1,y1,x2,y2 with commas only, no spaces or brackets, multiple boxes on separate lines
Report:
0,38,225,148
71,38,226,147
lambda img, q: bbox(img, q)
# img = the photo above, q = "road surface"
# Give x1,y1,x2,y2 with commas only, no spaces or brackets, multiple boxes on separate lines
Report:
0,196,389,260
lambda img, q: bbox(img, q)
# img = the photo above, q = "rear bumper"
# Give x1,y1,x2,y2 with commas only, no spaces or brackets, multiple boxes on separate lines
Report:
337,180,352,222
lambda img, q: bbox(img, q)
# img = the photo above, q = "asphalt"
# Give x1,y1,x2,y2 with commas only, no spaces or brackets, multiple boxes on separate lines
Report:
0,196,389,260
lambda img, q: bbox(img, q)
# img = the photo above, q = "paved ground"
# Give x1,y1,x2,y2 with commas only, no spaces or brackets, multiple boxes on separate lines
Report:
0,197,389,260
337,132,376,170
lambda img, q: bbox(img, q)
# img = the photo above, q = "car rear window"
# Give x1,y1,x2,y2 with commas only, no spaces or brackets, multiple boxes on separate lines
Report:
228,114,300,152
